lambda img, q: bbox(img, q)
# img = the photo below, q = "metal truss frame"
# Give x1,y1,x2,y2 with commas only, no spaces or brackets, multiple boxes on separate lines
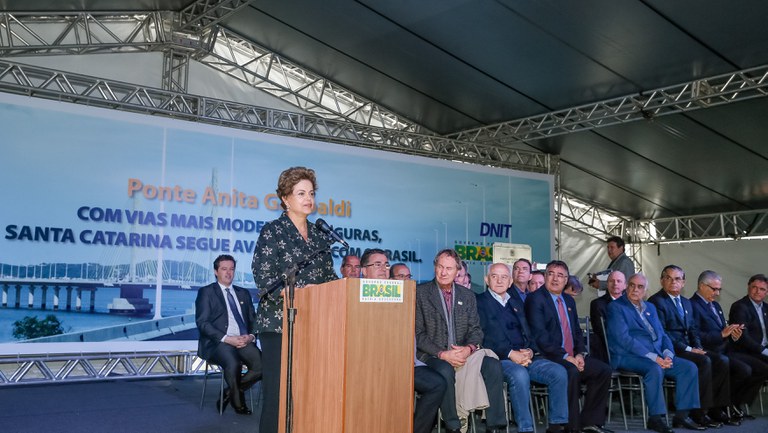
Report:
450,64,768,144
633,209,768,244
0,350,204,386
0,59,553,173
0,10,428,133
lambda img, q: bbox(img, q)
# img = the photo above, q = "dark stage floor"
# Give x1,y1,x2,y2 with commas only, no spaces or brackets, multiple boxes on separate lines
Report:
1,376,767,433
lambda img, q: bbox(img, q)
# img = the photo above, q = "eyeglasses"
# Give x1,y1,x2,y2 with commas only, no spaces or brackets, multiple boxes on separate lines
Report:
546,271,567,280
342,264,361,269
394,273,412,279
705,284,722,292
364,262,390,269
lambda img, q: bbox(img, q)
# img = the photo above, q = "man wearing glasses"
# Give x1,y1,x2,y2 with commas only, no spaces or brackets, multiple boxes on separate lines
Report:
340,254,361,278
690,270,758,425
525,260,613,433
415,249,508,433
649,265,726,429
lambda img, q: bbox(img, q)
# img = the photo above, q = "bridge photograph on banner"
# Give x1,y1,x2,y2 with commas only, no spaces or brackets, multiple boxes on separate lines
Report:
0,92,554,345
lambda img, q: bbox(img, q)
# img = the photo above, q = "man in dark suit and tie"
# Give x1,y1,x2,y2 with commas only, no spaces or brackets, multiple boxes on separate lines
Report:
606,273,700,433
525,260,612,433
416,249,507,433
728,273,768,418
195,254,262,414
589,270,626,363
691,270,763,425
648,265,726,429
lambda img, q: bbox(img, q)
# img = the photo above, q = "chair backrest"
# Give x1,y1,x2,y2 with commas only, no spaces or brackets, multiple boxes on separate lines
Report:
579,315,590,355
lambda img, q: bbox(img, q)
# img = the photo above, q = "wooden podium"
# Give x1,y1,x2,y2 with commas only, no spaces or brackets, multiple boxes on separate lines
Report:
279,277,416,433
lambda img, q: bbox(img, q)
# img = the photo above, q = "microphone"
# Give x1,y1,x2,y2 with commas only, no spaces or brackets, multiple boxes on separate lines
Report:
315,218,350,248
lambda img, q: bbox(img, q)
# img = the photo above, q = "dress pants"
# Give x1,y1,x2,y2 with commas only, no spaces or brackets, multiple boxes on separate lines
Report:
501,358,568,432
259,332,282,433
208,340,262,408
615,356,699,416
426,356,507,431
729,351,768,406
551,356,611,430
677,350,726,409
414,366,446,433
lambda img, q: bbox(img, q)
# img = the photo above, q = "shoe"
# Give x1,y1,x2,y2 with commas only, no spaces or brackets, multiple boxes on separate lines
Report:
691,414,721,429
582,425,613,433
647,417,674,433
215,389,230,413
232,404,252,415
672,416,707,430
708,410,738,426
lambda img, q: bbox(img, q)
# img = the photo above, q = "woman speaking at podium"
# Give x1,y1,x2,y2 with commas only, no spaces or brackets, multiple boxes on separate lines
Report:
251,166,337,433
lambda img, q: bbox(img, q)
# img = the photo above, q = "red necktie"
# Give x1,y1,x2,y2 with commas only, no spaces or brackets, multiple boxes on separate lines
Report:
557,297,574,356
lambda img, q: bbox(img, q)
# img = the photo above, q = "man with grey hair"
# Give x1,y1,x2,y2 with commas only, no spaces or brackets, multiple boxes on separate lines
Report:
690,270,758,425
607,273,700,433
415,249,507,433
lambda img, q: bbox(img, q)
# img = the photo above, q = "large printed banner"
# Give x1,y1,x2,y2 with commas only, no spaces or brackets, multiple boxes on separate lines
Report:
0,93,553,343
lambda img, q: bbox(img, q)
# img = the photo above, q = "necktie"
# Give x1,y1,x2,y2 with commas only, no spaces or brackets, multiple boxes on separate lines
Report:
710,303,722,327
226,288,248,335
674,297,684,319
557,297,574,356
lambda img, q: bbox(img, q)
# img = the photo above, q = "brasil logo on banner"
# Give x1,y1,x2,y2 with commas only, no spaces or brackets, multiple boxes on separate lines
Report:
360,279,404,303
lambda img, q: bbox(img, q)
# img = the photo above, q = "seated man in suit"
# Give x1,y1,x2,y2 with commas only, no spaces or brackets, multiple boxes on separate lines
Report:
648,265,727,429
477,262,568,433
728,273,768,419
364,251,446,433
589,270,626,363
195,254,262,415
525,260,613,433
606,273,700,433
690,270,758,425
416,249,507,433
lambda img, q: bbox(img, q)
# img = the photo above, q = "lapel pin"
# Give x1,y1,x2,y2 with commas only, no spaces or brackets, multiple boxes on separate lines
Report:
458,301,463,306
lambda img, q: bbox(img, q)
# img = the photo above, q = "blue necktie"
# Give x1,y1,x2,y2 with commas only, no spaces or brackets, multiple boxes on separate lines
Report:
710,303,722,327
226,288,248,335
674,297,684,319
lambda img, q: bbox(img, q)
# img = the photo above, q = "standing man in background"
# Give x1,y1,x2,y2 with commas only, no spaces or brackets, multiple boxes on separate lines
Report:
588,236,635,297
